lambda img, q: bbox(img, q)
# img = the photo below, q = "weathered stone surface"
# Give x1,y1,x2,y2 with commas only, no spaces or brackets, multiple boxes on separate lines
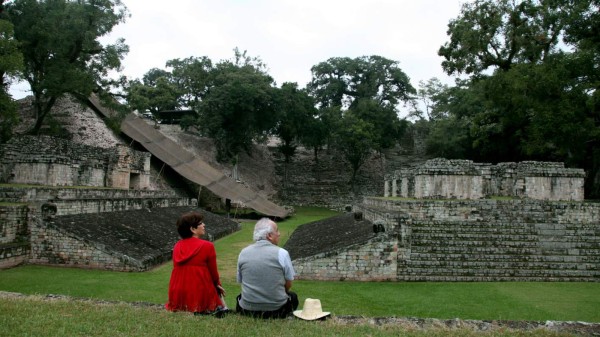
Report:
385,158,585,201
285,213,376,260
28,206,240,271
0,135,151,189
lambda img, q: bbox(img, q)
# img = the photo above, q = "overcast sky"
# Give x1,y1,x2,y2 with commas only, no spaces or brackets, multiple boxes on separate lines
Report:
10,0,466,99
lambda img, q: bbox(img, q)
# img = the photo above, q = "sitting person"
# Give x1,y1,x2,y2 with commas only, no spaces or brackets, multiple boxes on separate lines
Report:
236,217,299,319
166,211,227,316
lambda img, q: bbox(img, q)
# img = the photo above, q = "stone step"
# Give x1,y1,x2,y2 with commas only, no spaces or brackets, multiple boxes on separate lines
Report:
404,258,597,268
399,265,589,276
411,227,539,235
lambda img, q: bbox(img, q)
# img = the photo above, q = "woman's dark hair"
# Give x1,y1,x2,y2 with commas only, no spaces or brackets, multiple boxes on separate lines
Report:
176,211,204,238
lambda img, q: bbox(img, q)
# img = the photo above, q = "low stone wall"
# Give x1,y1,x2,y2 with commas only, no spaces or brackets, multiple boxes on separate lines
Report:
293,235,398,281
0,242,30,269
26,206,240,271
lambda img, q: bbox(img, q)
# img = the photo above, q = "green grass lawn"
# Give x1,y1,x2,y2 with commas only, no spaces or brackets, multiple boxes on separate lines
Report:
1,206,599,324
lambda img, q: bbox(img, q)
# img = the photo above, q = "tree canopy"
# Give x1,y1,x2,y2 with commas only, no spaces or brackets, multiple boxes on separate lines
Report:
198,53,278,163
273,82,317,164
0,0,23,143
427,0,600,197
307,55,414,189
5,0,129,135
308,55,414,109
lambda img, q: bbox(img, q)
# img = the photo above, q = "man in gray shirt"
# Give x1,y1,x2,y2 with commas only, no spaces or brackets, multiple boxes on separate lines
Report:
236,218,299,318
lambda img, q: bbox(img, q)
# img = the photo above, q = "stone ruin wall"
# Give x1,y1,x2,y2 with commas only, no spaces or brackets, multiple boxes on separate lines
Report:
0,135,228,271
0,205,31,269
353,199,599,281
0,136,151,189
0,186,193,270
295,199,599,282
293,235,398,281
385,159,585,201
274,147,385,210
29,219,147,271
292,159,596,282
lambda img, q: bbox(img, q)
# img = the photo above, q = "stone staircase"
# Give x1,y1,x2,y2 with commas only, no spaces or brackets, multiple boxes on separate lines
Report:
357,198,600,281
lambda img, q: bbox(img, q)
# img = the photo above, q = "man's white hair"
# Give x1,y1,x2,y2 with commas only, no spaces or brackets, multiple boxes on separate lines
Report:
253,218,275,241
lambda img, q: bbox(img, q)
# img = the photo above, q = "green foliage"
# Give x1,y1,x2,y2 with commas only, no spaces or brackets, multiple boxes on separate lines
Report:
429,0,600,197
0,18,22,81
167,56,213,108
274,82,317,163
308,55,415,109
127,72,179,114
411,78,449,121
198,56,278,163
351,98,407,152
0,16,23,143
0,89,18,143
178,114,197,132
5,0,129,135
298,113,328,163
438,0,589,76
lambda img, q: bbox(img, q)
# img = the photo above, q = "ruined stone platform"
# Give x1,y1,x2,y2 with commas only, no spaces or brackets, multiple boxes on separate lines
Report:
29,206,240,271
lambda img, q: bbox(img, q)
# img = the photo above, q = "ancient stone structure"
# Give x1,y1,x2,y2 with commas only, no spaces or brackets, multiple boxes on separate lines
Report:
384,158,585,201
290,199,600,282
0,204,31,269
0,135,151,189
27,206,240,271
0,185,197,269
289,159,597,282
0,134,199,270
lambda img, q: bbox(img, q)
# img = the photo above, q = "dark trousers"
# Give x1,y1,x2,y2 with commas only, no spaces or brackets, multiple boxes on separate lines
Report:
236,292,299,319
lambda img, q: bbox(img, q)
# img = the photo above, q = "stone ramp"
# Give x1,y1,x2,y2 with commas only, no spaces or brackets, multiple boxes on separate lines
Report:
31,206,240,271
284,213,375,260
86,94,289,218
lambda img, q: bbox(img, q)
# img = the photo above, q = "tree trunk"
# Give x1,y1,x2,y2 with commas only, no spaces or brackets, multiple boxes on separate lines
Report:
28,95,57,135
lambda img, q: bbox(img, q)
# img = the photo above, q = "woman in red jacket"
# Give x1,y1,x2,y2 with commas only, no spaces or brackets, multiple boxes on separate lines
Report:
166,211,227,316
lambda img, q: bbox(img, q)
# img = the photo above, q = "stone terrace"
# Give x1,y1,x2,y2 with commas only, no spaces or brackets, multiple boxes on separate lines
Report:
29,206,240,271
358,198,600,281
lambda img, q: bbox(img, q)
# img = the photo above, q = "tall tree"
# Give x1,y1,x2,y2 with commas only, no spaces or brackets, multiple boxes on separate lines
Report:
6,0,129,135
198,54,278,164
564,0,600,197
333,111,375,193
273,82,317,164
0,2,23,142
410,78,449,121
433,0,600,198
272,82,317,194
308,55,414,188
438,0,590,76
